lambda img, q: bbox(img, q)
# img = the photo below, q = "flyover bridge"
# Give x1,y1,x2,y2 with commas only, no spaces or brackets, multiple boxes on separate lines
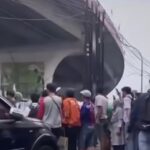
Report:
0,0,124,95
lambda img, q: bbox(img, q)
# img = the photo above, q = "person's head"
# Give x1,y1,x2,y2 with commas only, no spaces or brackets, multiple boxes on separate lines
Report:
80,89,92,101
121,86,132,97
56,87,62,97
30,93,39,103
46,83,56,94
41,90,48,97
66,89,75,98
6,90,15,100
15,91,23,101
96,87,103,95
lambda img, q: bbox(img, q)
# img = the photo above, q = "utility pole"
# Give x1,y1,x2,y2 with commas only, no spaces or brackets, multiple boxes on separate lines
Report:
84,0,93,91
140,52,144,93
100,11,105,92
95,11,101,89
134,49,143,93
95,10,105,93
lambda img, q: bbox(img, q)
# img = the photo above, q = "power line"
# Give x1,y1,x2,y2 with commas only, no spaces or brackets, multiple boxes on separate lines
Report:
125,59,149,75
107,24,150,69
119,33,150,67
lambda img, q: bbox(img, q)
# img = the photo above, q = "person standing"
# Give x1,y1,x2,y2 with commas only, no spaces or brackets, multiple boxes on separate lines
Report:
79,90,95,150
29,93,39,118
137,91,150,150
128,94,140,150
121,87,132,149
43,83,63,139
62,89,81,150
95,87,110,150
37,90,48,120
110,100,125,150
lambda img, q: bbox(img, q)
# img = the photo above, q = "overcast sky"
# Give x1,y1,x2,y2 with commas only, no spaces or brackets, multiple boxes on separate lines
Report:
100,0,150,93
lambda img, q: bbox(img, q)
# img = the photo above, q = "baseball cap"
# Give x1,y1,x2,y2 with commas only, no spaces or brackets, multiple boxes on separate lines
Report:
80,90,92,97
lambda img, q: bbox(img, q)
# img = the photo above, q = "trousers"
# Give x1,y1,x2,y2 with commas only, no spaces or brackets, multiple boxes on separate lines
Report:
138,131,150,150
113,145,125,150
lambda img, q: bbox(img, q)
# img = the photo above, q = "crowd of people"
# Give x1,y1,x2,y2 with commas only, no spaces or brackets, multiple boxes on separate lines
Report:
5,83,150,150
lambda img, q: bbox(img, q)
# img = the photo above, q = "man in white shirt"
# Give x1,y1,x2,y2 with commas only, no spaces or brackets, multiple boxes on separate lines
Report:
43,83,63,139
121,87,132,150
95,88,110,150
121,87,132,126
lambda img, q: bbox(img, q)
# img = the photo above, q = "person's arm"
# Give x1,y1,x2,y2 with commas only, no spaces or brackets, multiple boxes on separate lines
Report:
96,106,103,118
124,97,131,122
96,104,103,124
116,89,122,101
116,108,123,136
125,108,130,120
96,96,103,118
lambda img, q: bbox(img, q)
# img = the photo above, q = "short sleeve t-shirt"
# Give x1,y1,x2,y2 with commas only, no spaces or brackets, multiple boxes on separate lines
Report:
95,94,108,119
80,101,95,125
43,95,62,128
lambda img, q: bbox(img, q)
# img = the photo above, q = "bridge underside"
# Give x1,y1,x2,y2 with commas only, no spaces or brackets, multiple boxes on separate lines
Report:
0,0,124,94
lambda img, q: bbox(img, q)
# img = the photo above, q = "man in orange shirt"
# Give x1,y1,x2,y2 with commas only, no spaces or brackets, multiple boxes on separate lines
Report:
62,89,81,150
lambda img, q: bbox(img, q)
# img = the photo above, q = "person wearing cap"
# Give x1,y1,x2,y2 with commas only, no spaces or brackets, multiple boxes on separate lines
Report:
79,90,95,150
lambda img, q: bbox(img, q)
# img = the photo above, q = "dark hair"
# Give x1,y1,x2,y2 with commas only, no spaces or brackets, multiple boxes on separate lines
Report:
46,83,56,93
96,87,103,94
6,90,15,98
66,89,75,98
30,93,39,103
41,90,48,97
121,87,132,94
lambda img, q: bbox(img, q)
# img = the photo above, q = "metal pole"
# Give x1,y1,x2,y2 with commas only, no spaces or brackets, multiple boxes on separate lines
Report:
141,53,143,93
95,11,101,90
99,11,105,93
95,11,105,93
84,0,93,90
101,11,105,92
135,49,143,92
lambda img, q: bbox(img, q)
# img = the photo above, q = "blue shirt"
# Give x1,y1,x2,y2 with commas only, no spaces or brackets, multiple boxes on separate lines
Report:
80,100,95,125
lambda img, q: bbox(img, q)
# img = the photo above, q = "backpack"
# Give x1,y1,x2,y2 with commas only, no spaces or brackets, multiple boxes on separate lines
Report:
138,93,150,131
63,98,81,126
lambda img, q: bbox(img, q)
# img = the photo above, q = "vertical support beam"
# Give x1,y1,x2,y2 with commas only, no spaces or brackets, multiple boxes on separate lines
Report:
95,11,101,91
141,57,143,93
95,11,105,93
0,64,3,96
100,11,105,93
84,0,93,91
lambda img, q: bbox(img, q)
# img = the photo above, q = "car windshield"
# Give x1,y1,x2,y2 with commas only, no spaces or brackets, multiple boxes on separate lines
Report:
0,96,12,108
0,97,12,119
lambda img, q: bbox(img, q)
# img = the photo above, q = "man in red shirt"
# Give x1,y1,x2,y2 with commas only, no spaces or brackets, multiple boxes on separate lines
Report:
37,90,48,120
